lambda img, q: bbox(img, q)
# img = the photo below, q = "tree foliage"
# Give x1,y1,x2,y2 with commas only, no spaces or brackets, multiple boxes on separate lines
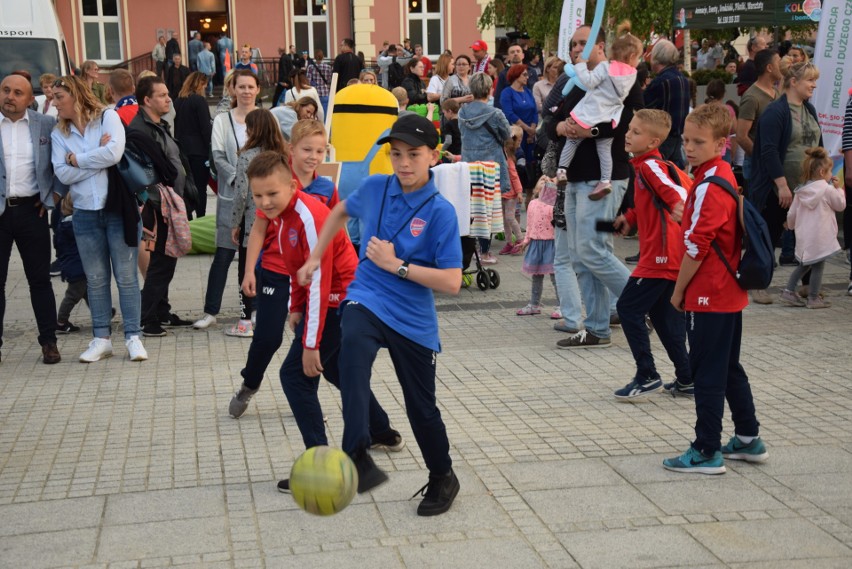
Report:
479,0,676,43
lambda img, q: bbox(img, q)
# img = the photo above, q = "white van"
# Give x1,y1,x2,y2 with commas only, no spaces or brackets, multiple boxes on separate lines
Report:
0,0,71,95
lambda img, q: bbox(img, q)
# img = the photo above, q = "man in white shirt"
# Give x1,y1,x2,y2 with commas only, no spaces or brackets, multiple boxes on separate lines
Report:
152,36,167,78
0,72,61,364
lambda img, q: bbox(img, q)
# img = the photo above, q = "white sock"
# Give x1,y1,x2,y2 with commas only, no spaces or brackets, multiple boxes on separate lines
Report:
735,434,756,444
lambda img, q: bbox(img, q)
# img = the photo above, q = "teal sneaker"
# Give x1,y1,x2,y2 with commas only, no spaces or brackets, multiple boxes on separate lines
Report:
721,436,768,463
663,447,726,475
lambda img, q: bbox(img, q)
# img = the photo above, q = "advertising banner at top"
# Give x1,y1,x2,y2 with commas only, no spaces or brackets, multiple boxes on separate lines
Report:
673,1,823,29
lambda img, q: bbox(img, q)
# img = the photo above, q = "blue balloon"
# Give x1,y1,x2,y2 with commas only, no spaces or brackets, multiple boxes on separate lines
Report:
561,0,607,96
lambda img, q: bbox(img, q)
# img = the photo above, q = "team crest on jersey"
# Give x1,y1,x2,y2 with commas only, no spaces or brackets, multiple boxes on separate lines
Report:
410,218,427,237
288,228,298,247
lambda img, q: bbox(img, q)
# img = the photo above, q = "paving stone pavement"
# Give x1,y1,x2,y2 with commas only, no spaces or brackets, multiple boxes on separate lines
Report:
1,196,851,568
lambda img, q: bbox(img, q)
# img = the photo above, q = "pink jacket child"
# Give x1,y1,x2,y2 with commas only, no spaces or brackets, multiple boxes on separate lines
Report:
787,179,846,264
516,180,561,317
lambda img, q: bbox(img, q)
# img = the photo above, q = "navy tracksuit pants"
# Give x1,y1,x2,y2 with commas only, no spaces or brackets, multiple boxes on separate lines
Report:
616,277,690,384
279,307,393,449
339,302,452,476
241,269,289,390
687,311,760,455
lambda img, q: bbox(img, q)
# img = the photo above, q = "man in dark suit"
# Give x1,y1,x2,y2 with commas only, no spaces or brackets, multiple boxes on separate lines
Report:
165,31,181,71
165,54,190,100
0,72,61,364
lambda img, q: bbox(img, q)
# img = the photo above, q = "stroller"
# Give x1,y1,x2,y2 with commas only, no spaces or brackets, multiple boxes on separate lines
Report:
432,160,503,292
461,237,499,291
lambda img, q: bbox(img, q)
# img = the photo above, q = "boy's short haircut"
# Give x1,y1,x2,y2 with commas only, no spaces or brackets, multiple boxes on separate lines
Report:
247,150,293,181
633,109,672,141
441,99,460,113
290,118,327,146
108,69,134,95
685,104,731,140
391,87,408,105
39,73,57,86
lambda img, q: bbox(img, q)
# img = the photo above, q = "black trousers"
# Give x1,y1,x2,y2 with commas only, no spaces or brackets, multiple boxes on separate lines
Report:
187,154,209,219
616,277,690,384
140,207,177,326
688,311,759,455
0,197,57,348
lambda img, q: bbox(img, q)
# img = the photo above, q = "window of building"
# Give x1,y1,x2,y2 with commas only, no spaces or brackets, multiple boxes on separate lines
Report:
81,0,123,63
293,0,329,57
408,0,442,57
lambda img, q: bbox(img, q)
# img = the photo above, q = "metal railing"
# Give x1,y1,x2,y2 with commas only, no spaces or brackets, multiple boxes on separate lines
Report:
103,53,156,77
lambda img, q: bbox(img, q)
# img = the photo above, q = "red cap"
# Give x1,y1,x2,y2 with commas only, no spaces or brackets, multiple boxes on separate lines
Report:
470,40,488,52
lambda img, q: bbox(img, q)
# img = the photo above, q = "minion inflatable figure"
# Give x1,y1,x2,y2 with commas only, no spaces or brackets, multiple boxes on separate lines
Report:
330,84,398,248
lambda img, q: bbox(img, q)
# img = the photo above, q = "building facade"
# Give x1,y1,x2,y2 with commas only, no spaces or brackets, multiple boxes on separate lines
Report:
55,0,496,66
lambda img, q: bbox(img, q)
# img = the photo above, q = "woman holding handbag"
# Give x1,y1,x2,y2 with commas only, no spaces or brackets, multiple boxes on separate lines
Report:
50,75,147,363
193,70,259,336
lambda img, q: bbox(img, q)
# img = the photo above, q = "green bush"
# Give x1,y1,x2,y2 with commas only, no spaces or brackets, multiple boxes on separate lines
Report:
689,68,734,86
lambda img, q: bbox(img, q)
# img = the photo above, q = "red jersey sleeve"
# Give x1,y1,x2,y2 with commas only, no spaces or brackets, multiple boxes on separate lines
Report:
296,199,332,351
683,180,733,261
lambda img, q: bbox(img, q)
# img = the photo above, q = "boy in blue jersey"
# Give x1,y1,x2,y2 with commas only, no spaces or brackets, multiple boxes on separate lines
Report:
298,114,463,516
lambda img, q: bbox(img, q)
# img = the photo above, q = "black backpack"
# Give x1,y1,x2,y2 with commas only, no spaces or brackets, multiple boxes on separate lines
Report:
704,176,774,291
387,58,404,89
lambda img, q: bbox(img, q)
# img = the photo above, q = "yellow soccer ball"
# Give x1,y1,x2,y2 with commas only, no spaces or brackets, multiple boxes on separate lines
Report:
289,446,358,516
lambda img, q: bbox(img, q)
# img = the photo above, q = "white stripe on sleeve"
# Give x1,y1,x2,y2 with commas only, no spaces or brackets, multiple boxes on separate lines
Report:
295,199,322,349
683,166,717,259
645,160,688,202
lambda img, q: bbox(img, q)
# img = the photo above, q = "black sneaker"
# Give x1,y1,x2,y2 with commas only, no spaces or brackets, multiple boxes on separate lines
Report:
614,377,663,400
50,260,61,277
556,330,611,349
277,479,290,493
353,450,388,493
56,321,81,334
610,314,621,327
412,469,460,517
663,380,695,398
370,429,406,452
161,313,193,327
142,323,168,337
778,255,798,267
625,253,640,265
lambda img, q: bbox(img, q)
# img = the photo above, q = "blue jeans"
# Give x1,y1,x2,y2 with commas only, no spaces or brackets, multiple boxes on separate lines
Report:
72,209,141,339
552,227,582,331
564,180,631,338
319,95,329,117
742,156,752,184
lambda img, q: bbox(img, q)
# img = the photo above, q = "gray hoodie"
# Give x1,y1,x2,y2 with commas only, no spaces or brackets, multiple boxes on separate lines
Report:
458,101,511,192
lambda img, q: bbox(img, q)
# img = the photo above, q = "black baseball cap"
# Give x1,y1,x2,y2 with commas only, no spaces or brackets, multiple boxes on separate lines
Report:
377,114,439,149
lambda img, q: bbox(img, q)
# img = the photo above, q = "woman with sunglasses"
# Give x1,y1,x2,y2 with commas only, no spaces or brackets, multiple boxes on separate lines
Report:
50,76,146,362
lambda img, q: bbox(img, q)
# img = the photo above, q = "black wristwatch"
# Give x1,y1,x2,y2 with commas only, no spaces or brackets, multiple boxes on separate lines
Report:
396,261,410,279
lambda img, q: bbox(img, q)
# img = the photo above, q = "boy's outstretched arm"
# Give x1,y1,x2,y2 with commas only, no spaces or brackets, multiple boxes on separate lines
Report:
297,201,349,285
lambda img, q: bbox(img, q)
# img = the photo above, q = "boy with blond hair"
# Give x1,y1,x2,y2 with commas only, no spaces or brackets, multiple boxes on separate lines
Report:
613,109,692,400
665,104,768,474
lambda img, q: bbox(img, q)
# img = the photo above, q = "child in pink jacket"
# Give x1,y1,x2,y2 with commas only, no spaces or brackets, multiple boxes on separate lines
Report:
517,177,561,317
779,147,846,309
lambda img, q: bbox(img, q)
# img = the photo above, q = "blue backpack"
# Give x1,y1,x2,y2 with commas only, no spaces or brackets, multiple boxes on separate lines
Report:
704,176,774,291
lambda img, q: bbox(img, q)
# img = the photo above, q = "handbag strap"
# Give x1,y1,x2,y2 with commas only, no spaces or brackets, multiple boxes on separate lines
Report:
227,111,241,150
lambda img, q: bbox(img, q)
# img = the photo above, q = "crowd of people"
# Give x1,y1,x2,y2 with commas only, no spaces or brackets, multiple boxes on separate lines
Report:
2,24,851,516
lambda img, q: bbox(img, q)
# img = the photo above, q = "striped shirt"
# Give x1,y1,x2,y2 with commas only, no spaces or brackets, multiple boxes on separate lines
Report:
306,60,332,98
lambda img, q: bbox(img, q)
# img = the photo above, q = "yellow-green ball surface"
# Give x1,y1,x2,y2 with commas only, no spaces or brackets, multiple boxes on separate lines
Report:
290,446,358,516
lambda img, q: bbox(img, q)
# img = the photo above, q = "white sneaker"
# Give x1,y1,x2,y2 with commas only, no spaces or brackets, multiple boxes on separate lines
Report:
224,319,253,337
193,313,217,329
79,338,113,363
125,335,148,362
